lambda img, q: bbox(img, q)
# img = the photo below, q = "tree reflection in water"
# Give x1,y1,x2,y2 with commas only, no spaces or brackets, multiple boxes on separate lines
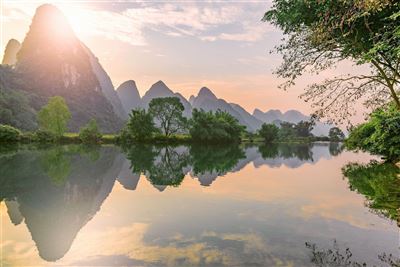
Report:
0,142,350,263
258,143,314,161
342,161,400,227
123,144,245,187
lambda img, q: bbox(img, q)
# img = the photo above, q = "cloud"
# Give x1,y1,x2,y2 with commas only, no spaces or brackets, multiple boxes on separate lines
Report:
3,2,273,46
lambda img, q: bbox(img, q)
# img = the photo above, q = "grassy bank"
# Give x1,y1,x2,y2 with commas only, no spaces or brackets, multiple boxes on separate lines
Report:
2,132,336,146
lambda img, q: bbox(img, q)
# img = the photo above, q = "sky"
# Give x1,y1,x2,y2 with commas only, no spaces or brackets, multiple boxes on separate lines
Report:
1,0,363,118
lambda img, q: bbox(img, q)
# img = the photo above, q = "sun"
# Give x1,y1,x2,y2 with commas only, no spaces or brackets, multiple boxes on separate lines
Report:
51,2,95,40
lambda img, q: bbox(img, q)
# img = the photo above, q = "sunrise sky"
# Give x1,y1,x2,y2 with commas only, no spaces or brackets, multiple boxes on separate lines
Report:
1,0,363,117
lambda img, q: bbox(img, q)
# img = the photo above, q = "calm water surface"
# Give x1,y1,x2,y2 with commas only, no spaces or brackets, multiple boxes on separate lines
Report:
0,143,399,266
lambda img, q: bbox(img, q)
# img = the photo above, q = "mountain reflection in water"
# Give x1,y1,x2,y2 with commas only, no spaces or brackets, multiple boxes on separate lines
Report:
0,143,398,266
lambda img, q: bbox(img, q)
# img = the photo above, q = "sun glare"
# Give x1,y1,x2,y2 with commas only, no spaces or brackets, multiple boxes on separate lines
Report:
52,3,94,40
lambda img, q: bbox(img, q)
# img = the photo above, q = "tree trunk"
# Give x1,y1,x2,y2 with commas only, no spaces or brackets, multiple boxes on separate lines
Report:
388,84,400,110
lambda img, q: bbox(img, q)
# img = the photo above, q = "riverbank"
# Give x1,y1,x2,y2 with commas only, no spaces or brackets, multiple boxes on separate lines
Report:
5,132,337,145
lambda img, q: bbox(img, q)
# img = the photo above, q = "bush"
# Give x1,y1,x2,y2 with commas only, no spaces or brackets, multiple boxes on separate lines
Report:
189,109,245,143
79,119,102,144
346,104,400,161
0,124,21,142
121,109,158,142
34,129,56,143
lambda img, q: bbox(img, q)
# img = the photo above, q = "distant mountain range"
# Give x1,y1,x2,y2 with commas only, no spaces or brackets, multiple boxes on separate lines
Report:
115,81,333,135
1,4,335,135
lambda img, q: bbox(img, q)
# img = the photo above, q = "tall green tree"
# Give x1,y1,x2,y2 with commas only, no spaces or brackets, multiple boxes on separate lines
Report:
37,96,71,137
263,1,400,123
258,123,279,143
149,97,186,137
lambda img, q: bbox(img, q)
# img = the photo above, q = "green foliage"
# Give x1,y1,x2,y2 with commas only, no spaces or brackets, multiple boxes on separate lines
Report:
123,144,189,187
329,127,345,141
258,143,314,161
122,109,157,141
0,124,21,142
40,147,71,186
79,119,102,144
258,123,279,143
346,104,400,161
38,96,71,137
190,109,245,143
33,130,56,143
263,1,400,121
276,120,315,140
149,97,187,136
343,161,400,223
0,71,37,130
278,122,296,139
295,120,314,137
190,144,245,176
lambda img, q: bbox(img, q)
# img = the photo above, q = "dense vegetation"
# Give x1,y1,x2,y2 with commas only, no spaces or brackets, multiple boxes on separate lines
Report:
79,119,102,144
0,89,37,130
343,161,400,224
346,104,400,162
122,143,246,187
0,124,21,142
189,109,245,143
120,109,158,142
0,95,343,145
258,123,279,143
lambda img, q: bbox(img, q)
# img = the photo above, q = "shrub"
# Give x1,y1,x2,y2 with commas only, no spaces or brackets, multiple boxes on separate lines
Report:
346,104,400,161
79,119,102,144
189,109,245,143
122,109,158,142
34,129,56,143
0,124,21,142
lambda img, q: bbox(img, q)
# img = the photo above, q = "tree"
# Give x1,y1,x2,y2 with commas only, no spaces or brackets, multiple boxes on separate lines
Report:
295,120,315,137
79,119,102,144
189,109,245,142
123,109,157,141
149,97,186,137
329,127,345,141
37,96,71,137
278,121,296,139
263,1,400,123
258,123,279,143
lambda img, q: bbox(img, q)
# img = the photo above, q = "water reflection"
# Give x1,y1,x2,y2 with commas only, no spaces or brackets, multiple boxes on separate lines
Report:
0,145,123,261
342,160,400,226
0,142,397,265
